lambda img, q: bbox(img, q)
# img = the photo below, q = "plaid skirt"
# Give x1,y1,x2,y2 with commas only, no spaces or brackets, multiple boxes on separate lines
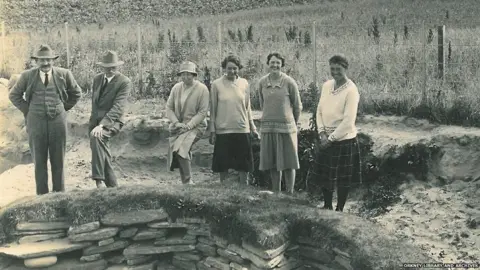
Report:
311,137,362,190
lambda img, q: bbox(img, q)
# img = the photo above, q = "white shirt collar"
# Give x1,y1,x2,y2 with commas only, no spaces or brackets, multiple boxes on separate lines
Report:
104,74,115,82
40,69,52,77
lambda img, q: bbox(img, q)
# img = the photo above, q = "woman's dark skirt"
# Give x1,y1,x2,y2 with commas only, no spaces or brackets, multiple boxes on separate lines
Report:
212,133,254,173
311,137,362,190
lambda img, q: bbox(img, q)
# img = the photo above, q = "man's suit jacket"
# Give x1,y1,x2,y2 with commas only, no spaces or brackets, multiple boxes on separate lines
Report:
7,74,20,92
89,72,132,133
8,67,82,116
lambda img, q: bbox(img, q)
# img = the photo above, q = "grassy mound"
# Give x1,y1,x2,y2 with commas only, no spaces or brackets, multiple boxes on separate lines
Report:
0,182,433,269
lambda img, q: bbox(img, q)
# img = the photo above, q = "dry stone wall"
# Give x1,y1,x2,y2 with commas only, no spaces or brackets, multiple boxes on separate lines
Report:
0,208,355,270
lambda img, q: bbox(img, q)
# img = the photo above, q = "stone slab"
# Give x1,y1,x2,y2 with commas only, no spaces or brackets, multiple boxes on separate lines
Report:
69,227,119,242
126,261,157,270
242,240,289,260
197,261,218,270
119,227,138,238
229,262,249,270
217,248,246,264
172,257,196,269
24,256,57,268
147,221,188,229
101,209,169,226
83,240,130,256
12,230,65,236
127,255,153,266
68,222,101,235
0,238,91,259
16,222,70,231
132,229,167,241
98,238,115,246
105,254,126,264
155,262,177,270
204,256,230,270
18,232,66,244
124,243,195,256
80,253,103,262
197,236,216,246
196,243,217,257
154,236,196,246
173,252,202,261
228,244,284,269
6,258,107,270
48,258,108,270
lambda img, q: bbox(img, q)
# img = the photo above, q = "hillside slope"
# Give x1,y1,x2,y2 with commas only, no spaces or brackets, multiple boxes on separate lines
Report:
1,0,316,27
2,0,479,29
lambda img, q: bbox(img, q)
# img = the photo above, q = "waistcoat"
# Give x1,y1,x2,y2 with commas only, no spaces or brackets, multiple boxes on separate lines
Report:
29,72,63,118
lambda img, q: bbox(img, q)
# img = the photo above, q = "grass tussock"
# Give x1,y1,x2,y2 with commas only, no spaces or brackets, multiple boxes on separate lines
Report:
0,182,432,269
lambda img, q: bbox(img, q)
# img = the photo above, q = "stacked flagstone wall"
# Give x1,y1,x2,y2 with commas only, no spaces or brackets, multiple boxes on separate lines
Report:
0,208,358,270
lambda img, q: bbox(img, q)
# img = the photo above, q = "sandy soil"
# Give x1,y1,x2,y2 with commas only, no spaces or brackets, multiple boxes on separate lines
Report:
0,80,479,264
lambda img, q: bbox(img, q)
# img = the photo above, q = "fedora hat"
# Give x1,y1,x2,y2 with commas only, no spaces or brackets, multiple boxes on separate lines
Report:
97,50,124,67
177,61,197,76
31,44,59,60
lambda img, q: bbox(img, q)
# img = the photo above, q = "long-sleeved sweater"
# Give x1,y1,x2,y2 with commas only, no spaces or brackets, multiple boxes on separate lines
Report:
166,80,210,130
258,72,302,133
316,79,360,141
209,75,255,134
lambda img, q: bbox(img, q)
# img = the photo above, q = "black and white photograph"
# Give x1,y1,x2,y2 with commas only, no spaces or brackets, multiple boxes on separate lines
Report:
0,0,479,269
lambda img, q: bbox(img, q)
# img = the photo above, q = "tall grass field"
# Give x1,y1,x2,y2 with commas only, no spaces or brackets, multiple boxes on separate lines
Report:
2,0,480,126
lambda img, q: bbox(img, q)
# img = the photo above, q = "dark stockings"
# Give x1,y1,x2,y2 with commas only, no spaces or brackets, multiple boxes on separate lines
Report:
322,186,350,212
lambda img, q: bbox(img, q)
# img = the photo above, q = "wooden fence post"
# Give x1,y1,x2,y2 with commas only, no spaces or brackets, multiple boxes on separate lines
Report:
217,22,222,63
421,21,427,103
64,22,70,69
437,25,445,80
1,21,5,72
137,24,143,95
312,21,317,88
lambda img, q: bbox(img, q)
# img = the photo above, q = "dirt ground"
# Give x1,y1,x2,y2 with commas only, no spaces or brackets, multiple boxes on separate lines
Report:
0,80,479,264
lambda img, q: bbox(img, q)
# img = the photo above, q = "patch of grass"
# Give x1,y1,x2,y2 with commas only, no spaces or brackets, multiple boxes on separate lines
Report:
0,181,433,269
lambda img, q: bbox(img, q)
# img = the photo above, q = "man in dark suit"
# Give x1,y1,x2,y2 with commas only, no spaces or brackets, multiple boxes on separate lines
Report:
9,44,82,195
89,51,132,188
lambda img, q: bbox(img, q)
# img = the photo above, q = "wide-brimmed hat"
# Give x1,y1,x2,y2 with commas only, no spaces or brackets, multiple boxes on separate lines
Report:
31,44,59,60
177,61,197,76
97,50,124,67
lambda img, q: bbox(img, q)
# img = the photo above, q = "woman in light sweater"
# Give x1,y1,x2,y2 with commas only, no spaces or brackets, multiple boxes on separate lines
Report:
166,61,210,184
314,54,362,212
257,52,303,194
209,55,259,183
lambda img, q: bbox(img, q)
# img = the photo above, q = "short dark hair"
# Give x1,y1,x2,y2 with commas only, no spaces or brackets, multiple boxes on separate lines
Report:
266,52,285,67
221,54,243,69
329,54,349,69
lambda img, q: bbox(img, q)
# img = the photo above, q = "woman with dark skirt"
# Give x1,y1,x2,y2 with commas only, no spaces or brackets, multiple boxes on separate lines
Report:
209,54,259,183
313,54,362,212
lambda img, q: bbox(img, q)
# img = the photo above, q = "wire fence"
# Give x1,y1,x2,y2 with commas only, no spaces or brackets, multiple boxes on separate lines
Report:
1,20,479,112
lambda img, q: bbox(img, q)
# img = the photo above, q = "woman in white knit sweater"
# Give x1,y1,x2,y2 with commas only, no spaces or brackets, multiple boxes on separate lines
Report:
313,54,362,212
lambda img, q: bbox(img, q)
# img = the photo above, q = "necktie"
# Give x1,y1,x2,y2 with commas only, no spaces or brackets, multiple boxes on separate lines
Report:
99,78,108,97
44,73,49,86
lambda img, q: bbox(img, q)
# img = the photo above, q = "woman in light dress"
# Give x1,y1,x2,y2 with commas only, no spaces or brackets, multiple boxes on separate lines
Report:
166,61,210,184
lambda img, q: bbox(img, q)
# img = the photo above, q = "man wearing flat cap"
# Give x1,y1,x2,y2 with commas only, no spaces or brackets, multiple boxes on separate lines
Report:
9,44,82,195
89,50,132,188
